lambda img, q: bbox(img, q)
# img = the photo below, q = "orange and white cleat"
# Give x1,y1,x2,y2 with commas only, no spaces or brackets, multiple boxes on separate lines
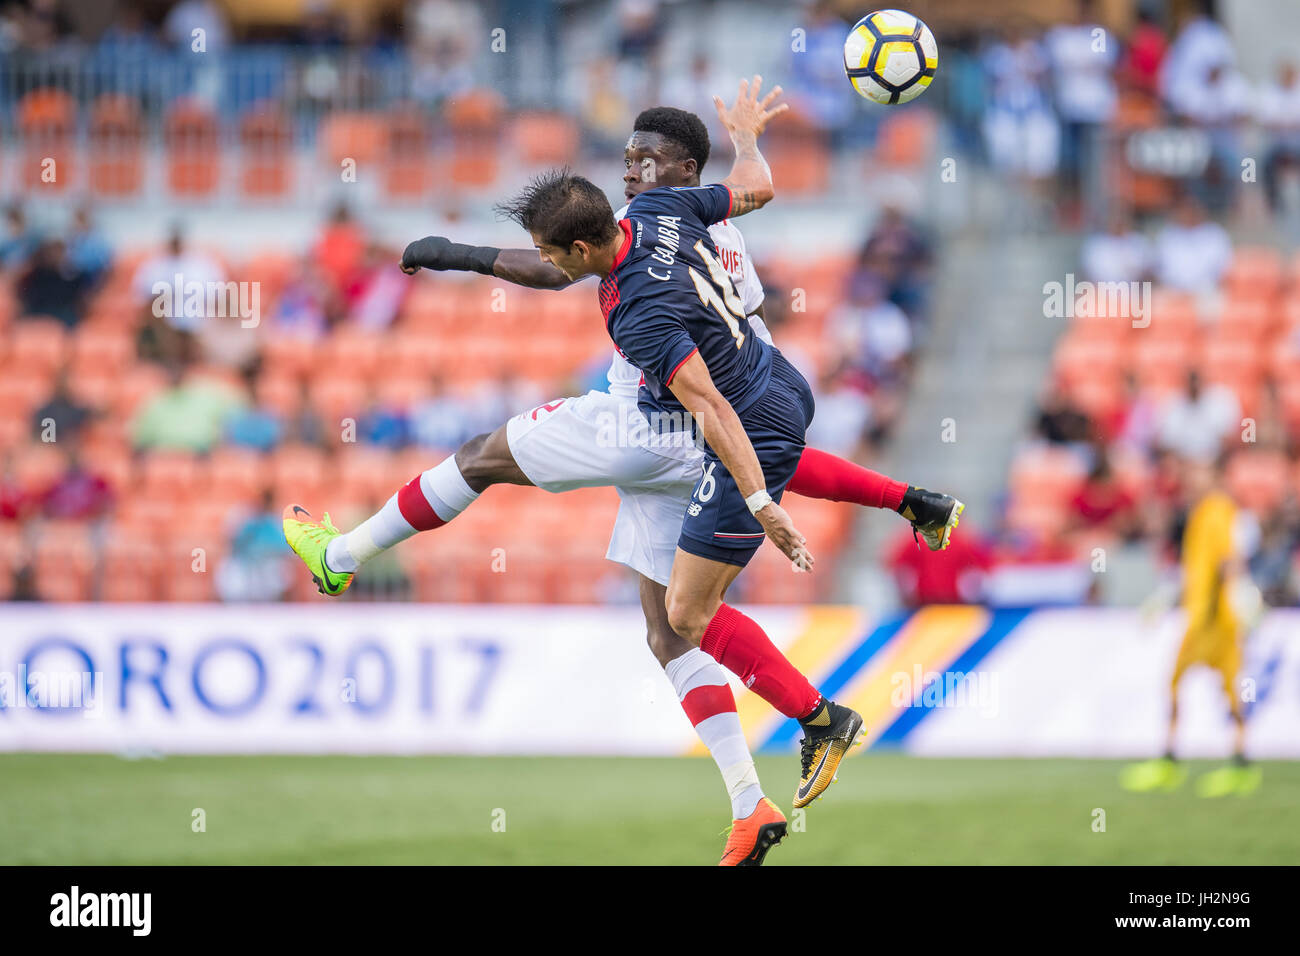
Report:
719,797,788,866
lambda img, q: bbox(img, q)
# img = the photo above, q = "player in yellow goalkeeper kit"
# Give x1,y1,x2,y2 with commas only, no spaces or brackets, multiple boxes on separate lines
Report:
1121,460,1261,797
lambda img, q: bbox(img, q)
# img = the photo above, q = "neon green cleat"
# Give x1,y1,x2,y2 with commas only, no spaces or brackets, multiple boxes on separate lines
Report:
282,504,353,596
1119,757,1187,793
1196,764,1262,798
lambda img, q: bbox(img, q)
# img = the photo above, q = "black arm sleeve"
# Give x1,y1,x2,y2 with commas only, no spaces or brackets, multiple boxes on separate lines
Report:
400,236,500,276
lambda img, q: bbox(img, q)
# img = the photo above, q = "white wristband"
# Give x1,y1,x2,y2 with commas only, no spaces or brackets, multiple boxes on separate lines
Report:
745,490,773,515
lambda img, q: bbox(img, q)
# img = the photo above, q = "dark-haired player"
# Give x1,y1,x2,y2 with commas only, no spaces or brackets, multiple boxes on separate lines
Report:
284,89,962,865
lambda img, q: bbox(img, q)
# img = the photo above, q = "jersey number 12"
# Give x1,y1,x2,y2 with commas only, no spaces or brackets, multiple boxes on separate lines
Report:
687,240,746,349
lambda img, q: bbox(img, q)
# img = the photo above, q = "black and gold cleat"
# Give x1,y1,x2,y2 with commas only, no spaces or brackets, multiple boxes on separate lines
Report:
899,487,964,552
793,700,865,808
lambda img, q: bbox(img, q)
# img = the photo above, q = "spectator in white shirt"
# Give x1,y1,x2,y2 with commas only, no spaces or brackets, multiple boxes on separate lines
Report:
832,273,913,388
133,226,227,366
1082,207,1152,283
1158,370,1241,463
1159,2,1236,121
1258,60,1300,212
1044,0,1117,209
1154,196,1232,293
982,24,1060,179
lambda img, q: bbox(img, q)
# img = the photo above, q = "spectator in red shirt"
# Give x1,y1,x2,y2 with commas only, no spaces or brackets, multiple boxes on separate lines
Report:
888,523,993,607
1121,8,1168,97
1068,448,1139,540
313,202,366,301
0,452,33,521
41,447,113,521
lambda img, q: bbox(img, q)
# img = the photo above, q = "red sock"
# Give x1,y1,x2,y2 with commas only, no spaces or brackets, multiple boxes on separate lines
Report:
700,604,821,719
788,446,907,511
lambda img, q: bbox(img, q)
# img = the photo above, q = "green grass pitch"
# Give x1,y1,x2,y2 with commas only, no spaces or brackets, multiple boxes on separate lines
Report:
3,753,1296,864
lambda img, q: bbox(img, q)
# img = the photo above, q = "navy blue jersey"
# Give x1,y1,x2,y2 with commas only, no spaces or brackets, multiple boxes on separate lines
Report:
599,184,773,420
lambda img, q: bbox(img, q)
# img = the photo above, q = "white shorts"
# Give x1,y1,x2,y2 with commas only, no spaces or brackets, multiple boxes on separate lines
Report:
505,390,702,585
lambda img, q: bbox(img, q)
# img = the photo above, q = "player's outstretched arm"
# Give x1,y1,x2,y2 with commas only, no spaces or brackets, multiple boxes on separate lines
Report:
668,352,813,570
399,236,574,289
714,75,787,217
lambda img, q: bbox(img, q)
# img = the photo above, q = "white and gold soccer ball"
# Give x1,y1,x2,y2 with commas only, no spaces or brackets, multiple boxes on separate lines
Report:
843,9,938,105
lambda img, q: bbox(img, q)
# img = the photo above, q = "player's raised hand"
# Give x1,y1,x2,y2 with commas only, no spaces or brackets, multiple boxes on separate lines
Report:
713,75,788,140
754,500,814,572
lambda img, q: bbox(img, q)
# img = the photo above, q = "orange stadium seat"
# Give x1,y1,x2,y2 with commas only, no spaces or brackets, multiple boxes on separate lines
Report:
511,111,580,166
8,318,70,373
1053,330,1125,388
1218,297,1276,341
164,99,221,196
71,322,134,371
0,416,26,454
239,105,294,198
0,526,24,599
335,445,395,504
13,442,65,494
113,364,169,419
252,370,302,419
259,333,319,380
1283,295,1300,332
1223,247,1284,301
318,329,386,380
763,107,831,195
308,373,369,428
207,446,265,503
81,441,135,493
384,105,434,198
1005,499,1071,541
0,280,15,333
99,526,162,601
320,111,387,168
241,250,296,305
386,330,453,378
88,94,145,197
0,365,50,427
873,109,935,168
271,443,330,505
140,451,205,502
1133,334,1197,392
375,373,432,409
1276,377,1300,433
1226,451,1289,514
1009,445,1088,510
1200,333,1263,379
445,90,504,189
31,520,96,601
1144,290,1200,337
17,88,75,192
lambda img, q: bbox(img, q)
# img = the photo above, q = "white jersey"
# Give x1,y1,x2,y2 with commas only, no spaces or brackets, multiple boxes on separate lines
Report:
606,203,771,399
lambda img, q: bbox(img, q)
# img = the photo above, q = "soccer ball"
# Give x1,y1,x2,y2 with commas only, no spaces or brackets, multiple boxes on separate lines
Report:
843,9,938,105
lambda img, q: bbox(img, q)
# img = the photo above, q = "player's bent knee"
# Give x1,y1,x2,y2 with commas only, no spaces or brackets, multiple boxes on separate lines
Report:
665,599,707,646
456,430,510,489
646,622,695,666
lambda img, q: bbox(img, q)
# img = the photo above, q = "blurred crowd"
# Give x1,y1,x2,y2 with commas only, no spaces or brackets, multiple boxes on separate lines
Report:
939,0,1300,224
1,188,915,602
4,0,1296,222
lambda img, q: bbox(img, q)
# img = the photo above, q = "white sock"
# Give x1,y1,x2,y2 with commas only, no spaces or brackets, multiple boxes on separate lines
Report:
665,648,764,819
325,456,480,573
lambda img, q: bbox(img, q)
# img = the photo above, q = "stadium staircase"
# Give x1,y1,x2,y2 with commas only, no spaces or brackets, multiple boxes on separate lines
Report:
838,186,1077,606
